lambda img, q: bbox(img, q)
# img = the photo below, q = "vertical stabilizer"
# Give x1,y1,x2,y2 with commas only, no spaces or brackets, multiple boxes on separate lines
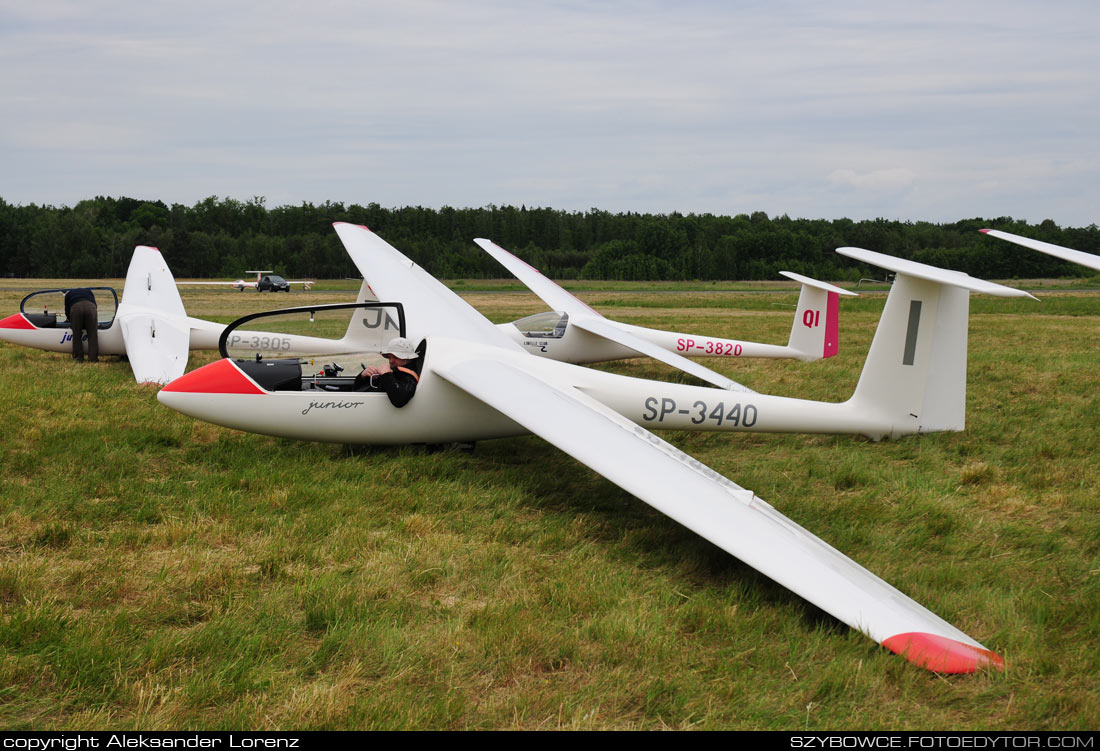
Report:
839,247,1034,437
779,271,856,361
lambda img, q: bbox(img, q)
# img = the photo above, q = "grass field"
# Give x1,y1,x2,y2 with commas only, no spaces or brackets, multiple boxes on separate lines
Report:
0,281,1098,730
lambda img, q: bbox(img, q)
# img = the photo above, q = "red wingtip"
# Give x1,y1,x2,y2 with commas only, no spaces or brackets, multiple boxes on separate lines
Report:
160,358,265,395
0,313,37,330
883,632,1005,674
979,229,990,234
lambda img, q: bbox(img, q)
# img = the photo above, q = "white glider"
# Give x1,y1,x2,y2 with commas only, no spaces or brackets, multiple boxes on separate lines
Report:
156,224,1029,673
474,239,855,392
0,247,378,383
981,228,1100,272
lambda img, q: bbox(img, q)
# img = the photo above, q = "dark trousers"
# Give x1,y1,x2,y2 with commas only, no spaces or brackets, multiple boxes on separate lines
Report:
69,299,99,362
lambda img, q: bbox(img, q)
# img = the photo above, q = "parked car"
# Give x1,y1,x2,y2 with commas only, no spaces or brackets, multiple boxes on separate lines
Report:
257,274,291,292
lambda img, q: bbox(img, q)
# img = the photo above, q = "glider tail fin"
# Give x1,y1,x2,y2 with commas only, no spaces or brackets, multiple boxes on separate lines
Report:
840,248,1035,436
335,278,399,348
779,272,855,361
786,285,839,360
852,273,970,434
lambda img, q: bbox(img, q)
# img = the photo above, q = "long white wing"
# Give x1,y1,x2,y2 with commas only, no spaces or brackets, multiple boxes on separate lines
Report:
433,354,1002,673
119,313,190,384
334,223,523,350
473,237,602,317
474,237,753,392
981,228,1100,272
573,316,755,393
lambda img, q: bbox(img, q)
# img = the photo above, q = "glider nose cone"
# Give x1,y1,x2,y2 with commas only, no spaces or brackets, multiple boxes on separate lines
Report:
0,313,35,331
883,632,1005,674
0,313,38,345
159,358,265,397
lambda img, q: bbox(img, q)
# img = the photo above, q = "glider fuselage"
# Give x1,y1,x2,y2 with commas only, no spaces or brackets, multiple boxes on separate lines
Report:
158,336,898,446
495,318,802,364
0,311,223,355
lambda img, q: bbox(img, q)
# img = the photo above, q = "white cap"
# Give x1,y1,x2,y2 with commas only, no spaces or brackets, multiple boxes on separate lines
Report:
381,336,419,360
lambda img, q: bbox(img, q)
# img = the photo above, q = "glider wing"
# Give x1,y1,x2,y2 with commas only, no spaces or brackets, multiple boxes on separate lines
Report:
473,237,753,391
433,353,1002,673
334,224,523,350
473,237,601,317
980,229,1100,272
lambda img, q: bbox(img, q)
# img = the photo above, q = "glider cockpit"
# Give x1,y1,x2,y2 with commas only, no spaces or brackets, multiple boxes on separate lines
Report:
512,310,569,339
217,301,417,393
11,286,118,330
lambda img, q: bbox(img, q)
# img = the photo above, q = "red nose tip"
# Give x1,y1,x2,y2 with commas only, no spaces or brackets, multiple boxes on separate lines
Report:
161,358,266,395
0,313,36,330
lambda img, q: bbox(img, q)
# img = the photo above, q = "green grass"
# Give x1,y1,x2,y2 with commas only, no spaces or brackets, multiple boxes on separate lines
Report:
0,283,1098,729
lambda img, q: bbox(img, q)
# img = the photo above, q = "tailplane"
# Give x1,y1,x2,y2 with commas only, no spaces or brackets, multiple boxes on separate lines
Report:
840,248,1035,436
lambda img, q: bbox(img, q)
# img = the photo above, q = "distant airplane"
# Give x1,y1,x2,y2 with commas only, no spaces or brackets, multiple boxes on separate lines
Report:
980,228,1100,272
157,223,1033,673
474,238,857,393
178,270,314,291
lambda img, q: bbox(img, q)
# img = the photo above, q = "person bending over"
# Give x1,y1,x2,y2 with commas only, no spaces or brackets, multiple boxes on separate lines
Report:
64,287,98,363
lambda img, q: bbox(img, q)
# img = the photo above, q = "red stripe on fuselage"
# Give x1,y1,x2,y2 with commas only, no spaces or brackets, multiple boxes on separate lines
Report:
160,358,266,395
883,632,1004,673
0,313,38,330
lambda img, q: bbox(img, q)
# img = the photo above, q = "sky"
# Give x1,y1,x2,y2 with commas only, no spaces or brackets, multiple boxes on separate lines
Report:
2,0,1099,225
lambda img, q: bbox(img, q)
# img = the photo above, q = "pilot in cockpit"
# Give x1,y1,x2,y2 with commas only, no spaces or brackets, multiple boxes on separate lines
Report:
356,336,420,407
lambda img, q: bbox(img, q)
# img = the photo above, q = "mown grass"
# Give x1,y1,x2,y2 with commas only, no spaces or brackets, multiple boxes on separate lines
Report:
0,281,1098,730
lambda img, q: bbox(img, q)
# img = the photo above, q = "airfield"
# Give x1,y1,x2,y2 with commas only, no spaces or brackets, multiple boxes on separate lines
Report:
1,280,1097,730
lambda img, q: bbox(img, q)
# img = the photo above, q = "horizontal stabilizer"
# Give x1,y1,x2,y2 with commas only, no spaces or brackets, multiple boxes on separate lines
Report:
837,247,1037,299
778,271,858,297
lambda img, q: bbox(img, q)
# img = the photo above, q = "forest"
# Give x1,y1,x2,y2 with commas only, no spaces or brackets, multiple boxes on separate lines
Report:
1,195,1097,281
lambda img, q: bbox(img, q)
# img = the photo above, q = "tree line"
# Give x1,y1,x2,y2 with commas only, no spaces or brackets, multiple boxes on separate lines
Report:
1,195,1097,282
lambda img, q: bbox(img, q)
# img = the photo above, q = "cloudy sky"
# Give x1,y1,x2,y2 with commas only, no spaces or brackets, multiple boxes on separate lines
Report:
2,1,1098,224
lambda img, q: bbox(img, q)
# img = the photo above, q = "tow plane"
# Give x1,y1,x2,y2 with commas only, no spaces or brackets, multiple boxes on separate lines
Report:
178,270,314,291
476,239,856,391
157,223,1032,673
0,248,381,383
981,228,1100,272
